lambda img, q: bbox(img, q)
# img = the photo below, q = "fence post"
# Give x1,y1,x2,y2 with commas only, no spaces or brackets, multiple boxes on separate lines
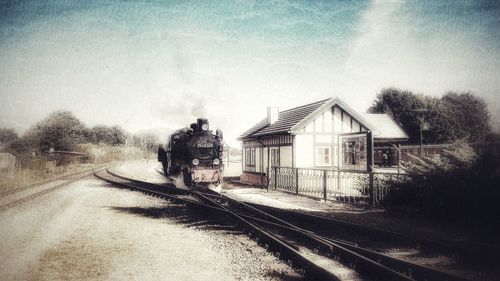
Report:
369,172,375,206
295,168,299,195
274,167,277,190
367,131,375,207
323,170,327,202
337,169,341,192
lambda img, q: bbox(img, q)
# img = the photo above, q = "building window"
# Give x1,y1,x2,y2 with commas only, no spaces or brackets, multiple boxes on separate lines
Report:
245,148,256,166
316,146,331,166
341,136,367,170
245,148,252,165
270,147,280,166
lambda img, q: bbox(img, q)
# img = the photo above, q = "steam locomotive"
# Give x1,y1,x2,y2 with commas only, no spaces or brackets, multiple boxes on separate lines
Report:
158,118,224,187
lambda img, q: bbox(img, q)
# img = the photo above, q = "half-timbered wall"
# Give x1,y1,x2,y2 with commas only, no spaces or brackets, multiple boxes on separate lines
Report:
294,105,367,168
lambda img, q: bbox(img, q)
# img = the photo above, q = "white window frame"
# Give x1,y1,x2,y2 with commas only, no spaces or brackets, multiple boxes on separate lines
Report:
250,148,256,165
245,148,252,165
270,147,280,167
316,146,331,166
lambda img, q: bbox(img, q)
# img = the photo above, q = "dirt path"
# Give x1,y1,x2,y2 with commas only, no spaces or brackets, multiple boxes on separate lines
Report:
0,177,300,280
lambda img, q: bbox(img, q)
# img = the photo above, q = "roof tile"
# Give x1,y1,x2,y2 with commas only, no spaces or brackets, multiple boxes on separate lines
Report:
240,98,329,138
240,98,408,140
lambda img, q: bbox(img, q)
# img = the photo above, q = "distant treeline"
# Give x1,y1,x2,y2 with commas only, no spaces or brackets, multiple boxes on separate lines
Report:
0,110,159,154
369,88,495,144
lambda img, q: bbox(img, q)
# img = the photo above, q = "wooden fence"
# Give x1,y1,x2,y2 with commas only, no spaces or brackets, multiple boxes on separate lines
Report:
270,166,411,206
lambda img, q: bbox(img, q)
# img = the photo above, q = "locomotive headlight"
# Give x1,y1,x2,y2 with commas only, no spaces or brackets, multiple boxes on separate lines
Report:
201,124,209,131
213,158,220,165
192,159,199,165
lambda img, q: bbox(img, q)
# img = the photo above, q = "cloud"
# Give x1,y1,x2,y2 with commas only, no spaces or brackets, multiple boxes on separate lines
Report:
1,0,499,143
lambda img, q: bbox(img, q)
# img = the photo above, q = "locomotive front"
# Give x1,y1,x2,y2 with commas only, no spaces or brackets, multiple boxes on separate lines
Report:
185,118,223,186
158,118,224,187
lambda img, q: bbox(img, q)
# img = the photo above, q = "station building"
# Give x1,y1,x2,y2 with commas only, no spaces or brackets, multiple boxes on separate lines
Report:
238,97,408,186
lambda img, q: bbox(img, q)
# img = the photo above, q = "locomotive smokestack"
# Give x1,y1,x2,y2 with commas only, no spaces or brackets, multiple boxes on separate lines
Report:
267,107,279,125
197,118,209,132
190,123,197,132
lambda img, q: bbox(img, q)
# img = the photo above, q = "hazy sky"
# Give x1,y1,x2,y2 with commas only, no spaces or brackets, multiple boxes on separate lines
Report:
1,0,499,146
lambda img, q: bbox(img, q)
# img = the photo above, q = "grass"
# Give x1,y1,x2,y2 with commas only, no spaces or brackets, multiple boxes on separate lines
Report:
0,143,155,193
0,163,96,193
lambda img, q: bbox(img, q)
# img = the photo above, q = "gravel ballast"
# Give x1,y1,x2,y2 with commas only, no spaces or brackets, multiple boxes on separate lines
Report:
0,177,300,280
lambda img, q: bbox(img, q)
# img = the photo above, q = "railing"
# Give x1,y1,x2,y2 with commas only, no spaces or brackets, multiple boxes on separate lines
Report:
270,166,411,206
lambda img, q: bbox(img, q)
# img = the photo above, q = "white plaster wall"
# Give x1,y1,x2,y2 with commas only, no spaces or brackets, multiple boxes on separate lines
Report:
353,121,360,132
295,135,313,167
324,110,332,132
334,107,342,133
280,146,292,167
316,135,332,143
316,114,324,132
342,115,351,132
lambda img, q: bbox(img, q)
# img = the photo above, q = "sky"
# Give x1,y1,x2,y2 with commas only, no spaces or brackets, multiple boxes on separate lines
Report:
1,0,499,146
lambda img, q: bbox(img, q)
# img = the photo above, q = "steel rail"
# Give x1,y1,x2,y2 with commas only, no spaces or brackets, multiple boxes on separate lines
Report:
242,213,469,281
154,166,498,261
0,165,112,211
0,164,109,197
106,169,185,194
245,203,496,261
187,190,470,281
191,192,341,280
102,171,356,248
94,171,341,280
193,191,416,281
98,170,471,281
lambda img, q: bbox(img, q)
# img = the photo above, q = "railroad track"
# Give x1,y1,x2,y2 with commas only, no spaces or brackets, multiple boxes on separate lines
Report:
157,168,498,268
243,203,500,264
0,164,112,211
95,169,476,281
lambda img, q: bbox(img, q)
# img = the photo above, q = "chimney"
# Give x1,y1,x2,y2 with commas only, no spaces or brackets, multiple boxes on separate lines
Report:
267,107,279,125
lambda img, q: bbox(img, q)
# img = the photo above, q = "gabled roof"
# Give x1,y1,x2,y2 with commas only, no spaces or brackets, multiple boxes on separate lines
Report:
240,97,408,140
239,98,329,139
361,114,409,139
289,97,378,134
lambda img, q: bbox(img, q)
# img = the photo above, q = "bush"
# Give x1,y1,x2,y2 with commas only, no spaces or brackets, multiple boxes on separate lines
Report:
77,143,151,163
381,140,500,226
0,128,18,144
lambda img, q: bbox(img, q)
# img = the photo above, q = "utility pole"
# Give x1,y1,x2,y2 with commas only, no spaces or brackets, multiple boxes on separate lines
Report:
412,108,429,157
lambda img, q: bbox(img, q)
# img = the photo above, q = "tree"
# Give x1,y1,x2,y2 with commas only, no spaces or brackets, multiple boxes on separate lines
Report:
368,88,428,143
91,125,113,144
110,126,127,146
91,125,126,146
369,88,491,144
27,110,87,152
438,92,490,142
0,128,18,144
